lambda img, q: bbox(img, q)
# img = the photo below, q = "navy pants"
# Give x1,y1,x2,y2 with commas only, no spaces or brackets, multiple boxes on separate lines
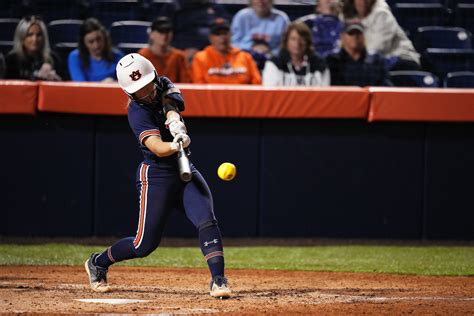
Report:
97,161,224,276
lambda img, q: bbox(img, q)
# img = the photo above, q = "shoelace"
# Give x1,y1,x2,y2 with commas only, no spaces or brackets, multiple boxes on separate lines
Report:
96,266,108,282
214,276,228,287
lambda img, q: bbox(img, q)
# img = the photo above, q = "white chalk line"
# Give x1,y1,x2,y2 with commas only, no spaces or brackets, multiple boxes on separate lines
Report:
1,281,473,304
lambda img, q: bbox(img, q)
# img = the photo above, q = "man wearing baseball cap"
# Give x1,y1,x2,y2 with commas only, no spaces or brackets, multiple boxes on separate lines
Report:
326,20,392,86
191,18,261,84
138,16,191,83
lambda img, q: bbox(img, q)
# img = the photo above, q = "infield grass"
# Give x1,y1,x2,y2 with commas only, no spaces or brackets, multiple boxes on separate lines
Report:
0,244,473,276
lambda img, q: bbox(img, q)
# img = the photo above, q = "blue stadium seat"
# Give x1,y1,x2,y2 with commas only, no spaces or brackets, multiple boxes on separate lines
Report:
214,0,246,16
455,3,474,36
109,21,151,45
48,20,83,48
53,42,78,80
27,0,83,22
390,70,439,87
0,40,13,56
394,3,446,37
444,71,474,87
425,48,474,80
0,18,19,42
416,26,472,51
90,0,144,27
116,42,147,55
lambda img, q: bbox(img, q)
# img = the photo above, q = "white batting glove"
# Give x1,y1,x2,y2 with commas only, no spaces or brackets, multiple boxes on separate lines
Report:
166,118,187,137
173,133,191,149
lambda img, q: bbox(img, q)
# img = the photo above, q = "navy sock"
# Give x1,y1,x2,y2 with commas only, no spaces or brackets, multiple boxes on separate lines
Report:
199,221,225,278
95,237,136,268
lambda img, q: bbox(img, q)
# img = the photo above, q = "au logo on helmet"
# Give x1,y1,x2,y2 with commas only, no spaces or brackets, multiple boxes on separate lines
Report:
129,70,142,81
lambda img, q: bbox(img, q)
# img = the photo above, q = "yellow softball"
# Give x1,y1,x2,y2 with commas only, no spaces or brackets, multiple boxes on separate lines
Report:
217,162,237,181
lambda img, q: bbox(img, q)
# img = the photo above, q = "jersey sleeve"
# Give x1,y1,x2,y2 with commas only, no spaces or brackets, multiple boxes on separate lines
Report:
128,102,161,145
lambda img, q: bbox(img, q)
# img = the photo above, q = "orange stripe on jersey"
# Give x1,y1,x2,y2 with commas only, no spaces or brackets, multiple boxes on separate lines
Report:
139,129,161,144
133,163,149,248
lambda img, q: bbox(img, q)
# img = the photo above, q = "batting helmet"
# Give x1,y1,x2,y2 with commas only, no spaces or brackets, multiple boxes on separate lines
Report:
116,53,157,95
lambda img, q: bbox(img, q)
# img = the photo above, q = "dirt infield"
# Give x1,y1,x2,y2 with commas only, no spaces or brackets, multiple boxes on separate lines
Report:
0,266,473,315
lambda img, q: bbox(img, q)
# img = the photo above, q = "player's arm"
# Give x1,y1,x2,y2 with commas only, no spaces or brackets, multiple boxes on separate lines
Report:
143,135,179,157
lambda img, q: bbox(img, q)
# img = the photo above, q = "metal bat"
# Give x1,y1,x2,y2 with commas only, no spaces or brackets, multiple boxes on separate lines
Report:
177,141,192,182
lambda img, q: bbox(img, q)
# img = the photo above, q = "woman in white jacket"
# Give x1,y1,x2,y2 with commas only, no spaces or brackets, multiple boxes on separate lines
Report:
343,0,420,71
262,21,330,86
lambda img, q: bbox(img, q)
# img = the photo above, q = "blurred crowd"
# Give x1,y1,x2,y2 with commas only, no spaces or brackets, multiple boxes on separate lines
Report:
0,0,430,87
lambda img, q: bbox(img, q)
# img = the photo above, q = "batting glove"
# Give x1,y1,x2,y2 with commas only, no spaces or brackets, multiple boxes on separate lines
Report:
166,118,187,137
173,133,191,149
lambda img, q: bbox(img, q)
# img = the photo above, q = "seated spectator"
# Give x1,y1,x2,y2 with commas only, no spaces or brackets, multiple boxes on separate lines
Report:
192,18,261,84
343,0,420,71
5,16,62,81
68,18,124,82
297,0,343,57
326,21,392,86
0,53,5,78
138,17,191,83
159,0,230,63
231,0,290,56
262,22,330,86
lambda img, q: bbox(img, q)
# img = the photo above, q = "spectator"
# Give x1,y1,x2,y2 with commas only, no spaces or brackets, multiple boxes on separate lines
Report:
0,53,5,78
159,0,230,63
192,18,261,84
5,16,62,81
343,0,420,71
231,0,290,56
326,21,392,86
138,17,191,83
262,22,330,86
297,0,343,57
68,18,124,82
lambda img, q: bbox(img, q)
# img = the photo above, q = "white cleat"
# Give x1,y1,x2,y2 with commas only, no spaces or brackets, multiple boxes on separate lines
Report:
210,275,232,299
85,253,111,293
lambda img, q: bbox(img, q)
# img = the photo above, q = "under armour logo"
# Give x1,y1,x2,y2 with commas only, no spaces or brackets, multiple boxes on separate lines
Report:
204,239,219,247
129,70,142,81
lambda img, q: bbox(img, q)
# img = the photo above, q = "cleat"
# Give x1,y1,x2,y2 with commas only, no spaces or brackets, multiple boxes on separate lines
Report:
85,253,110,292
210,275,232,299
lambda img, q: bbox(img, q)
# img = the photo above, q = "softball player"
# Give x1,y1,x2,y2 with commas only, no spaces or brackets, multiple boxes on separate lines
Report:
84,53,231,299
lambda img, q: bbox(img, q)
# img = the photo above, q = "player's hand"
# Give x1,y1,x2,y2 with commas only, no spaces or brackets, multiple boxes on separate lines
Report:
173,133,191,148
166,118,187,137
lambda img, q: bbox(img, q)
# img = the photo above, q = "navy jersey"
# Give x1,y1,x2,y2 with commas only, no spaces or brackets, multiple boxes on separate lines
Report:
127,76,184,164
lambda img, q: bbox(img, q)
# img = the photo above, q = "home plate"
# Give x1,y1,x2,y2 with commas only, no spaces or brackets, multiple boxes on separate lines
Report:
76,298,150,304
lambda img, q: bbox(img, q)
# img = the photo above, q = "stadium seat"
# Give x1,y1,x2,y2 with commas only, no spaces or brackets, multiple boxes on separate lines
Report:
116,42,147,55
390,70,439,87
455,3,474,36
27,0,83,22
109,21,151,45
0,18,19,42
0,40,13,56
48,20,83,48
444,71,474,87
90,0,144,27
393,3,446,37
416,26,472,51
424,48,474,80
53,42,78,80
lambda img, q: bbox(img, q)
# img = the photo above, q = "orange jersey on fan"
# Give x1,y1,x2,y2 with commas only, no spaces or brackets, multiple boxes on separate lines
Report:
191,46,262,84
138,47,191,83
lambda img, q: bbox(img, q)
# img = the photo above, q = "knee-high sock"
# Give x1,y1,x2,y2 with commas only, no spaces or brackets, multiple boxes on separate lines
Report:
199,221,224,278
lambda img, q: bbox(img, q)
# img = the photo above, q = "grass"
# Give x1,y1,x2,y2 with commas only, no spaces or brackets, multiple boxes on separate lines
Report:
0,244,473,276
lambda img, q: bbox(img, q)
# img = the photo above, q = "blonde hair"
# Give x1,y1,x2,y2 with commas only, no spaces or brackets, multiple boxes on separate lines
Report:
12,16,53,65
